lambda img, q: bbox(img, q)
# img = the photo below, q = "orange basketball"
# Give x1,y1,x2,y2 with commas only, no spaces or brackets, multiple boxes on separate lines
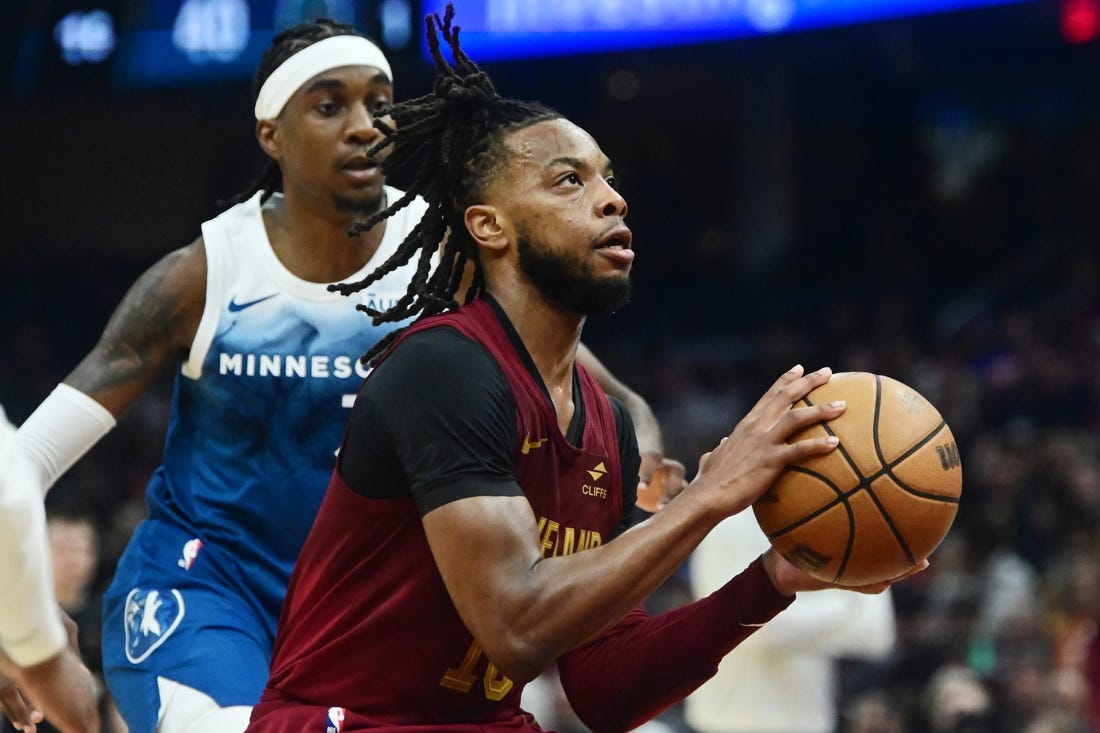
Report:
752,371,962,586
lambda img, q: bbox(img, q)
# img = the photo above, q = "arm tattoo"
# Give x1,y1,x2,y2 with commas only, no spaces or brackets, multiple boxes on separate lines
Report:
77,253,196,394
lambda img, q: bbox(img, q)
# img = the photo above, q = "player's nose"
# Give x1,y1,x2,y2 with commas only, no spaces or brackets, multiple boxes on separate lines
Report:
346,103,382,143
598,180,627,219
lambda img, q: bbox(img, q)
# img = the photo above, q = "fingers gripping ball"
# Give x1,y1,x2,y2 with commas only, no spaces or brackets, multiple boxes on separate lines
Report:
753,372,962,586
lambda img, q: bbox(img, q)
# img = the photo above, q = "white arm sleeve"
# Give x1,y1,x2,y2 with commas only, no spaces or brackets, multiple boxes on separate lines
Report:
13,383,116,496
0,406,68,667
691,510,896,658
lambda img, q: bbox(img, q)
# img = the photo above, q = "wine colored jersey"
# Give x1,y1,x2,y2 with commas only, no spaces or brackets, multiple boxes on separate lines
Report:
250,297,795,733
256,296,637,729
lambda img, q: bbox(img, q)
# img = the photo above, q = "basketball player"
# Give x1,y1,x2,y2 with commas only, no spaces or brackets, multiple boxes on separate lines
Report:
0,406,99,733
245,9,921,732
0,18,676,733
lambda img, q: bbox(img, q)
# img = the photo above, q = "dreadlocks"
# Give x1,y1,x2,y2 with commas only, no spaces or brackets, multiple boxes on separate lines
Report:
329,4,561,365
223,18,364,207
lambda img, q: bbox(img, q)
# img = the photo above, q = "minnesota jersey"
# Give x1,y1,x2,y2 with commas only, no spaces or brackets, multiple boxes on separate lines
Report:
253,299,627,730
142,186,427,619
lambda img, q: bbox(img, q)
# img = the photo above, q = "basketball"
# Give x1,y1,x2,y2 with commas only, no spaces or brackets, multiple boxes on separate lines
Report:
752,371,962,586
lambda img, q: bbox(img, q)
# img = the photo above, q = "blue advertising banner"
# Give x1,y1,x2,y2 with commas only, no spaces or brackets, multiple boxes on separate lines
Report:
421,0,1034,60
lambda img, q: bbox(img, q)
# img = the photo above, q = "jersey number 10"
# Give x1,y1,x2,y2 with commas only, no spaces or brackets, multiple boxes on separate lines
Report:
440,641,514,701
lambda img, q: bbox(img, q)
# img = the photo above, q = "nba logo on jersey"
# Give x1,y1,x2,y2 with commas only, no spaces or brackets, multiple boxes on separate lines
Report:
178,538,203,570
325,707,346,732
123,588,185,663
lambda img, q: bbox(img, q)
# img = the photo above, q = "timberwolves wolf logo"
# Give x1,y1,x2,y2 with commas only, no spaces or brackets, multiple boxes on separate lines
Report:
123,588,185,663
325,707,346,732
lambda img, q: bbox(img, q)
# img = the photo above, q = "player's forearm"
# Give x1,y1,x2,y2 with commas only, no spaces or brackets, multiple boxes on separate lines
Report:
478,487,725,682
0,454,68,667
15,648,101,733
618,391,663,456
558,557,793,733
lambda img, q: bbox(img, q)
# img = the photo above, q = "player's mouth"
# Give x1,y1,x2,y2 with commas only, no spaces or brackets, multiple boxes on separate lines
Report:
340,155,382,182
594,226,634,264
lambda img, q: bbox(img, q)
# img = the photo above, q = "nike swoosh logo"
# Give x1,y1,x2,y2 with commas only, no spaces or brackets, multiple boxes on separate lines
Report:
521,436,548,455
228,294,278,313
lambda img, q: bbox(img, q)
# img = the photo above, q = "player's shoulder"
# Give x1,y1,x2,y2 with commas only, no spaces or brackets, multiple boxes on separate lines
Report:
367,325,506,404
118,236,207,329
151,236,207,288
377,325,489,376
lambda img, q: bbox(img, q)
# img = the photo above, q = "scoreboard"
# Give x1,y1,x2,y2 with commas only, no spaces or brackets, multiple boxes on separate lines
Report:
6,0,415,92
5,0,1040,93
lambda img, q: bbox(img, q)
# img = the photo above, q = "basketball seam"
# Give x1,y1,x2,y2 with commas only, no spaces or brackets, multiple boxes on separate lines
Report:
793,376,960,583
764,466,851,534
799,391,862,582
878,421,960,502
869,375,916,569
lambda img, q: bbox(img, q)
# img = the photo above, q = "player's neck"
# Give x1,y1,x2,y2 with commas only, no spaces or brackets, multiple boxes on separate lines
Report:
488,286,584,394
262,193,387,283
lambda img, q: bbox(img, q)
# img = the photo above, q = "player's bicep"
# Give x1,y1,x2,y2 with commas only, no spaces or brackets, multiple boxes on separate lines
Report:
65,242,206,414
422,493,546,664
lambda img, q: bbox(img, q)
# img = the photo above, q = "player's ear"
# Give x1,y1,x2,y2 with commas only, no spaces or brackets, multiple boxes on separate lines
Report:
257,119,281,160
465,205,508,252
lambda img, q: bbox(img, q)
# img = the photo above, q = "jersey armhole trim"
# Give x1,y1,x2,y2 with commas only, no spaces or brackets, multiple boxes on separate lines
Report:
182,235,224,380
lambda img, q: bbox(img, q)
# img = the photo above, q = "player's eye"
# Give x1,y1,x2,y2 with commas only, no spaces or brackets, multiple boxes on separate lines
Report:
559,172,581,186
605,176,618,190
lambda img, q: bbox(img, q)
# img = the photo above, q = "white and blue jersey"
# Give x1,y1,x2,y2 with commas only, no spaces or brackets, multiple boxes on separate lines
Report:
103,187,427,731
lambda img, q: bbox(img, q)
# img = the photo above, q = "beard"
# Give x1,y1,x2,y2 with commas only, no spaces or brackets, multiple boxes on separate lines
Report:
516,230,632,317
333,188,386,218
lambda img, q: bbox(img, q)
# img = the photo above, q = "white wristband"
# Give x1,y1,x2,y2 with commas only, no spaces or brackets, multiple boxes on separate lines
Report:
14,383,116,496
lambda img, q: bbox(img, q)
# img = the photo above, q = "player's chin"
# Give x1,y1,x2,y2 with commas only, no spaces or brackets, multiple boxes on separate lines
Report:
598,267,631,283
590,267,632,291
602,261,633,279
333,188,386,218
585,274,633,316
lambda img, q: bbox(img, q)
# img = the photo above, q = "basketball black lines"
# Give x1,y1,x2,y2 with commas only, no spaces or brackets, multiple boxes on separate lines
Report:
755,372,962,585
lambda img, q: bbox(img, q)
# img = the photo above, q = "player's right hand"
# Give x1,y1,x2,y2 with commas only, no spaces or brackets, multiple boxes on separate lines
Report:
691,365,845,517
0,657,44,733
1,619,100,733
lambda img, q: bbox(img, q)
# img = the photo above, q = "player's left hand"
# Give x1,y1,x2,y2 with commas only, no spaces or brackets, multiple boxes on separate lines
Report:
762,547,929,597
636,451,686,512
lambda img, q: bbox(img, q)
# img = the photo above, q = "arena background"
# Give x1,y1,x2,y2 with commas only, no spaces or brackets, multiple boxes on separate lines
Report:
1,0,1099,730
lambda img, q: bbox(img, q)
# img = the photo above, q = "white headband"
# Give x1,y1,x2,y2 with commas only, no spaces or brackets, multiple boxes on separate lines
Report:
254,35,394,120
